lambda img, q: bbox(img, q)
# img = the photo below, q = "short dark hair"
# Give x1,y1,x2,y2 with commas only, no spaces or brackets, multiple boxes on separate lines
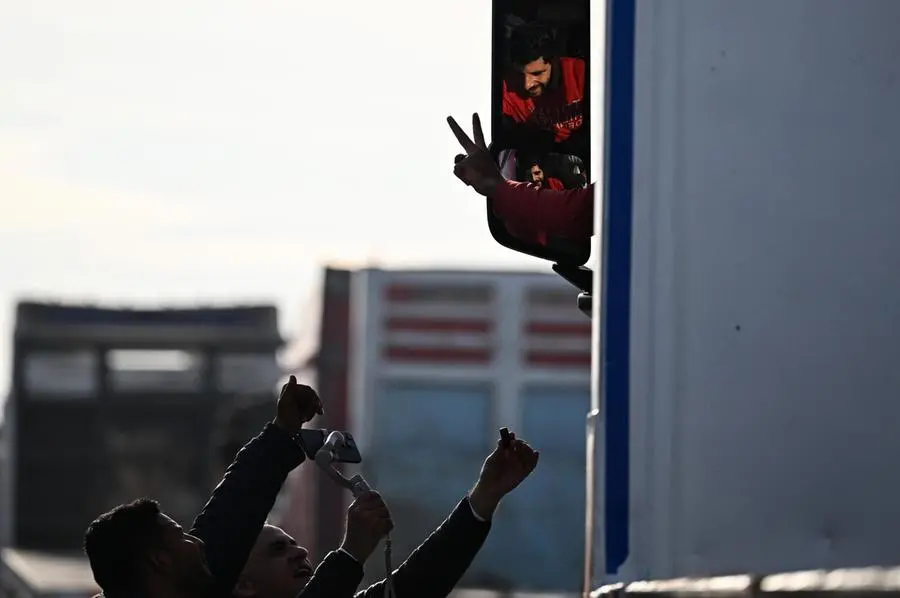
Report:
84,498,164,597
508,24,558,69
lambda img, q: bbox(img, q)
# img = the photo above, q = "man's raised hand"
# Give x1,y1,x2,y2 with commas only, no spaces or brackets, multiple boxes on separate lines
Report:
467,428,540,519
447,112,505,197
340,491,394,563
274,375,324,435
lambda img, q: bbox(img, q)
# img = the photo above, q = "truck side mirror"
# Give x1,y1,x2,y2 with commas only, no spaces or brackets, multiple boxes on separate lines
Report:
487,0,592,267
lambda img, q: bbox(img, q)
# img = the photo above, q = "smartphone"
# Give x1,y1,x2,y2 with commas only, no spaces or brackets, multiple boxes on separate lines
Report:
500,427,511,446
297,429,363,464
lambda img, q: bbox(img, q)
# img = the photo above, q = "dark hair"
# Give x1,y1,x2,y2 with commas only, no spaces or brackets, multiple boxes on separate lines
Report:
84,498,164,597
508,24,558,69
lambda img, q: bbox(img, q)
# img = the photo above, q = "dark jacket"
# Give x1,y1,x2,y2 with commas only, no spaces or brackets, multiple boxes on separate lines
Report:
188,423,492,598
308,496,492,598
190,423,306,598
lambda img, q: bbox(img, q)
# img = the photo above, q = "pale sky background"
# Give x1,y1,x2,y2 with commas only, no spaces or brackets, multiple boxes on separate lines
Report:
0,0,552,398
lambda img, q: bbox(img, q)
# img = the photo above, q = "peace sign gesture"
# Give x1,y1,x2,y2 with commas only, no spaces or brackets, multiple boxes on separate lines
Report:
447,113,505,197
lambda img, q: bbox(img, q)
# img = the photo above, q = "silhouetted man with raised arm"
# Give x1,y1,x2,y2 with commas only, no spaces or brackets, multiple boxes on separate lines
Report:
84,377,393,598
232,430,540,598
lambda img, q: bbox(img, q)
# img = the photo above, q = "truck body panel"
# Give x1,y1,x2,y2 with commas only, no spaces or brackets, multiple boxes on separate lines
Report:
591,0,900,587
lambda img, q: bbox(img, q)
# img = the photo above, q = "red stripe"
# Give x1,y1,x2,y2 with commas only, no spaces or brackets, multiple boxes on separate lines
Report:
384,346,492,363
385,317,492,333
525,351,591,367
383,283,492,303
385,285,415,301
525,321,591,336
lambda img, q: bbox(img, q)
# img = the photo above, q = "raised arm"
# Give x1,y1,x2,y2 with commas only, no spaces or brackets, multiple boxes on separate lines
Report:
354,430,540,598
189,377,323,596
491,180,595,241
447,112,594,243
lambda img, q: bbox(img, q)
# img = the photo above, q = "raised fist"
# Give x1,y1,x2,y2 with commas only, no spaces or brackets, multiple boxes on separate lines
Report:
468,428,540,519
274,375,324,435
478,429,539,497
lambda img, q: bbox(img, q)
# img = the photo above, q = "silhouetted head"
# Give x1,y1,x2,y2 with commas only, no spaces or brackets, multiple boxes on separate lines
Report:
84,499,214,598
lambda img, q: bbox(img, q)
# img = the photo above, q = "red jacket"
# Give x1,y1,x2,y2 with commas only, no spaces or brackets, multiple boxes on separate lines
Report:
492,180,594,244
502,57,586,143
545,177,566,190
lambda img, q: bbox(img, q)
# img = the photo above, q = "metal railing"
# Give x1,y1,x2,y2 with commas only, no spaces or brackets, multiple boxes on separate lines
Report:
592,567,900,598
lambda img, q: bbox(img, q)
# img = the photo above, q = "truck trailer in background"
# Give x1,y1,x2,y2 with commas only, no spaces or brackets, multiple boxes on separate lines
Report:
2,302,283,552
278,267,592,592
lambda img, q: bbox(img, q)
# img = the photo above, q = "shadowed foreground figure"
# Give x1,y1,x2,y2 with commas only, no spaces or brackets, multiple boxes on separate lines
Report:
83,377,373,598
234,430,540,598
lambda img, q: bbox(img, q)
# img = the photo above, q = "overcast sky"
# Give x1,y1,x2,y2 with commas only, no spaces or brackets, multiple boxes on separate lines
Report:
0,0,554,397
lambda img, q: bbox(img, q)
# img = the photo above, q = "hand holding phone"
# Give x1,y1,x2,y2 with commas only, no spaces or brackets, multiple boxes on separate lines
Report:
298,428,363,464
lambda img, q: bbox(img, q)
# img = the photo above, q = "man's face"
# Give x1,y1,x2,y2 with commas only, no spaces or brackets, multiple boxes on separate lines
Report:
237,525,313,598
156,514,214,595
520,58,552,97
530,164,545,185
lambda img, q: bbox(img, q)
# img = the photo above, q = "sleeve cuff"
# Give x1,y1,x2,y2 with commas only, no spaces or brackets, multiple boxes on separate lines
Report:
466,496,488,522
490,180,520,220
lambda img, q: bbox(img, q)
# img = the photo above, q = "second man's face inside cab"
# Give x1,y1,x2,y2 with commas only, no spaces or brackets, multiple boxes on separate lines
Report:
235,524,313,598
530,163,546,184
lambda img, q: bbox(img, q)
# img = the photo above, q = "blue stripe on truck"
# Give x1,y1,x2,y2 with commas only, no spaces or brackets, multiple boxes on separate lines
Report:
604,0,636,575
